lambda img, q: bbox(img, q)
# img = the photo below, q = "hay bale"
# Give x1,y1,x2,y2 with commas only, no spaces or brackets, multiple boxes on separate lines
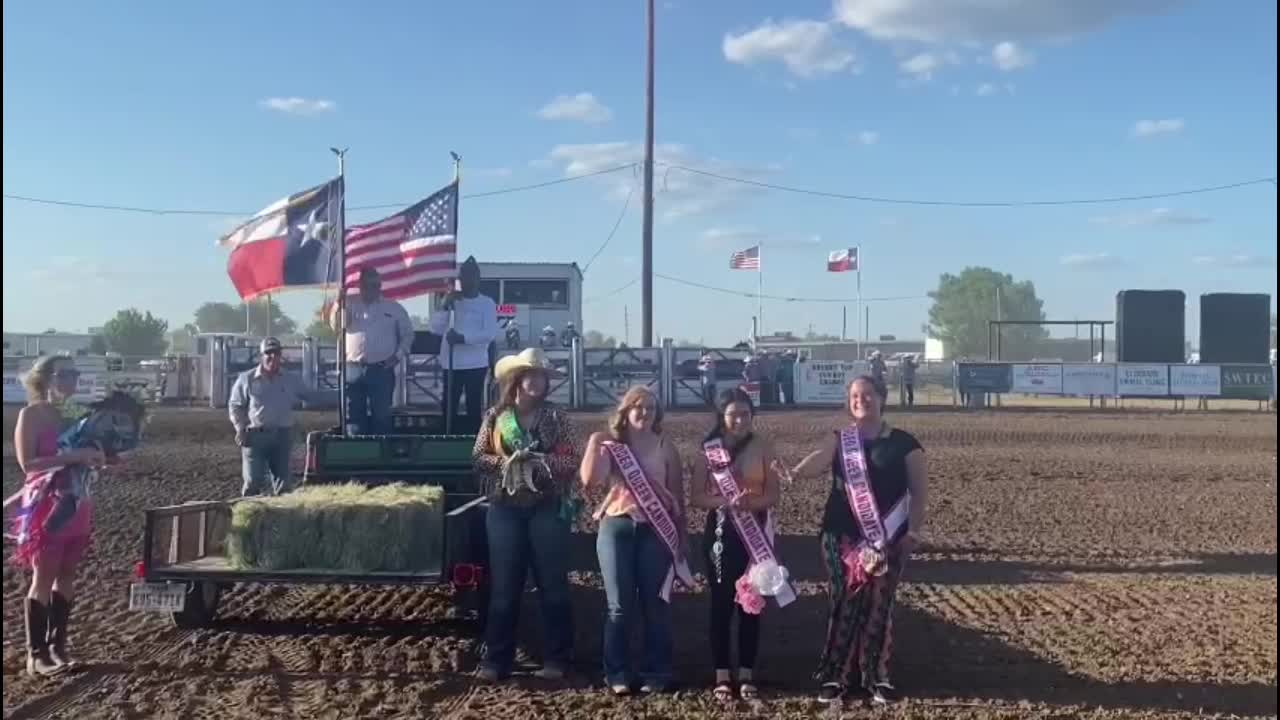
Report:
226,483,445,573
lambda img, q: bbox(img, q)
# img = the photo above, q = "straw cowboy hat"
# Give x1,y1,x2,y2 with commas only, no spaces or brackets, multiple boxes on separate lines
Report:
494,347,553,385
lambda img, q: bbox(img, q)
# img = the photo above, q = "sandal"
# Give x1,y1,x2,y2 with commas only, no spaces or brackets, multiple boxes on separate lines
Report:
713,683,735,702
739,682,759,701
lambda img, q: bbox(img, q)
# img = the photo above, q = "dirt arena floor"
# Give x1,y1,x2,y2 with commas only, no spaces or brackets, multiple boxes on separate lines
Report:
2,406,1276,720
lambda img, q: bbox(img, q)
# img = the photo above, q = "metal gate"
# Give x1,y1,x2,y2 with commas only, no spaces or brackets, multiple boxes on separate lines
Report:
669,347,747,408
581,346,663,409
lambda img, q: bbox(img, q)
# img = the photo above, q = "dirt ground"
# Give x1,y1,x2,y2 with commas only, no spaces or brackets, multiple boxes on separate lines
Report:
2,406,1276,720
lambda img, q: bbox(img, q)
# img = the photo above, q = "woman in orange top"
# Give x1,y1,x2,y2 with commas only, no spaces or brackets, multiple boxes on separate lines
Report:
689,387,782,702
580,386,687,695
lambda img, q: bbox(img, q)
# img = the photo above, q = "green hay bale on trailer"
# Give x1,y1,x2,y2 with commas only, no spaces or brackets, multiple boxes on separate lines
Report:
227,483,446,573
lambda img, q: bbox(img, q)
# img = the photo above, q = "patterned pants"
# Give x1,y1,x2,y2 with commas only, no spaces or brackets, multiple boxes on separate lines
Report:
814,532,906,690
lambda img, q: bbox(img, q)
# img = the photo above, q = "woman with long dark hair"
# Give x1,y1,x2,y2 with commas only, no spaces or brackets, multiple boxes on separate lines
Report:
789,375,928,706
471,348,580,682
689,387,784,702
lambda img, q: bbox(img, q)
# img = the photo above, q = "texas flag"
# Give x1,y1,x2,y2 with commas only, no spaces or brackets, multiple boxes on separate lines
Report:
218,177,344,300
827,247,859,272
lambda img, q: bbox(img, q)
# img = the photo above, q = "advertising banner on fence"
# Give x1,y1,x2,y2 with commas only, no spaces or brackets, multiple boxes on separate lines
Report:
1220,365,1274,401
1117,364,1169,396
1012,364,1063,394
1169,365,1221,396
1061,364,1116,396
794,360,870,404
957,363,1012,394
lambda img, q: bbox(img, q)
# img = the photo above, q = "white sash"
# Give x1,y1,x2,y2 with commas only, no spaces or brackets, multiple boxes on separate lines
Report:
703,438,796,608
604,441,695,601
838,427,910,552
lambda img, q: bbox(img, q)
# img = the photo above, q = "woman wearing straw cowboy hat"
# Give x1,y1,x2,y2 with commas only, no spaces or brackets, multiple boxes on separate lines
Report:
471,347,582,683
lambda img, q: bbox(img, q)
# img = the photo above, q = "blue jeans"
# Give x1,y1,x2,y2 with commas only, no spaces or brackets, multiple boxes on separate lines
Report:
241,427,293,496
345,363,395,435
482,498,574,677
597,516,674,688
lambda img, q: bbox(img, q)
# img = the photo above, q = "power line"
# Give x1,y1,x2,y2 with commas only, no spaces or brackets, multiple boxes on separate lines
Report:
0,163,637,218
582,183,635,274
659,164,1277,207
583,276,639,304
655,272,927,304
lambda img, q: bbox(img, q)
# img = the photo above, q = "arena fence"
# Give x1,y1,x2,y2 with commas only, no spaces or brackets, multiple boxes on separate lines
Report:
6,343,1275,413
954,361,1277,409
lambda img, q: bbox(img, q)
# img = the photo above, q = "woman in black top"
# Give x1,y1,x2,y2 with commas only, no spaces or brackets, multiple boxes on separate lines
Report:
790,375,928,706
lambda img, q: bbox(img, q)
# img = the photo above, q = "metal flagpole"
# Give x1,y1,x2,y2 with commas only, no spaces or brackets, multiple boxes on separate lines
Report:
446,152,462,436
641,0,656,347
856,245,863,360
331,147,349,435
757,243,763,339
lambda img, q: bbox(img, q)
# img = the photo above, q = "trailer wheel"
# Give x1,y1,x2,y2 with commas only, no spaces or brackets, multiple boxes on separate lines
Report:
170,581,222,629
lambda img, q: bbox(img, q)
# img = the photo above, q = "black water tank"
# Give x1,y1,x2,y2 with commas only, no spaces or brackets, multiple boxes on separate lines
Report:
1116,290,1186,363
1199,293,1271,363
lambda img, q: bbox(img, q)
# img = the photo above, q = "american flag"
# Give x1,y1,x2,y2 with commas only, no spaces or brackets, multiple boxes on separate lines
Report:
729,245,760,270
344,181,458,301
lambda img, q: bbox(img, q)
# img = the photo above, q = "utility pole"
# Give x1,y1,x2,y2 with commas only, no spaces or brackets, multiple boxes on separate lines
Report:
640,0,656,347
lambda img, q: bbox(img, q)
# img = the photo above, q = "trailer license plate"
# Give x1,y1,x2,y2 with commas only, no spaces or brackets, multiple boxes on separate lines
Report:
129,583,186,612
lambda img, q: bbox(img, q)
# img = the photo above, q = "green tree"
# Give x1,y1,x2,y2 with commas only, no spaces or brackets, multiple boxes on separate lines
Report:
101,309,169,356
306,304,337,340
193,299,296,337
582,330,619,348
927,267,1047,359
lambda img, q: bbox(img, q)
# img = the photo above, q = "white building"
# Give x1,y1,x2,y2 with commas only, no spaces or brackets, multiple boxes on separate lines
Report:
463,262,583,346
3,331,99,357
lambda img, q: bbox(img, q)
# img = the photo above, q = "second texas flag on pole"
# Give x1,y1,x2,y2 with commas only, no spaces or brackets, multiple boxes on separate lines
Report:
827,247,859,273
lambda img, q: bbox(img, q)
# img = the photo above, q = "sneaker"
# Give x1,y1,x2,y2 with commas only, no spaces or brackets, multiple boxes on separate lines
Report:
474,666,501,683
639,683,666,694
817,683,843,702
610,683,632,696
869,683,901,705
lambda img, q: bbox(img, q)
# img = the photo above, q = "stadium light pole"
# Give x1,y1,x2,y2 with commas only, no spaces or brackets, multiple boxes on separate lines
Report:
641,0,656,348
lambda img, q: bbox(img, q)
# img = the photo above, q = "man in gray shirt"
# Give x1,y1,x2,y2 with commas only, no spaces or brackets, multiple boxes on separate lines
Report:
328,266,414,435
228,337,321,496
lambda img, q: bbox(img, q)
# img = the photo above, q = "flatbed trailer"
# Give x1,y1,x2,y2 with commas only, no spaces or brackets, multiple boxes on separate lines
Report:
129,428,489,628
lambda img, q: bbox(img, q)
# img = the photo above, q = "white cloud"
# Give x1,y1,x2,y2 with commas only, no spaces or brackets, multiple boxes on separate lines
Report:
975,82,1015,96
723,19,857,78
992,41,1034,70
259,97,336,116
1091,208,1210,227
546,142,775,221
1192,254,1275,268
833,0,1180,43
1132,118,1185,137
1060,252,1123,269
537,93,613,125
854,130,880,145
900,52,941,79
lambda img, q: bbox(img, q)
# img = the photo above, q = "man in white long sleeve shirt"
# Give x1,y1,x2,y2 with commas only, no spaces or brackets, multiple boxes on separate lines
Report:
429,256,498,434
329,266,414,435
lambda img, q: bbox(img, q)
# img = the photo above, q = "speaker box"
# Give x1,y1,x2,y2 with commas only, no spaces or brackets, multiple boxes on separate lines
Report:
1199,293,1271,363
1116,290,1186,363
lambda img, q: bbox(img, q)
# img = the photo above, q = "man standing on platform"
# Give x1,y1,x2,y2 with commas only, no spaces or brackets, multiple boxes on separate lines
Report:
329,266,414,435
430,256,498,434
228,337,326,495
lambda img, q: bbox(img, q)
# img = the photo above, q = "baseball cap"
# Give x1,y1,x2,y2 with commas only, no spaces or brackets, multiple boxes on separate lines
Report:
260,337,283,354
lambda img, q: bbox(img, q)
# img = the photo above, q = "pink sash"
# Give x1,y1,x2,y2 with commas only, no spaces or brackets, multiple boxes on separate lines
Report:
838,427,910,576
703,439,796,608
604,442,695,601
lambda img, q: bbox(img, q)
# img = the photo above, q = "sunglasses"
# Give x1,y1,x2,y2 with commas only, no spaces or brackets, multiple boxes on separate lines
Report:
55,369,81,379
262,349,282,356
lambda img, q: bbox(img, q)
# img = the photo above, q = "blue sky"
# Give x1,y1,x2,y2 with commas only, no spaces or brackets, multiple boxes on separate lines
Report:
3,0,1276,346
